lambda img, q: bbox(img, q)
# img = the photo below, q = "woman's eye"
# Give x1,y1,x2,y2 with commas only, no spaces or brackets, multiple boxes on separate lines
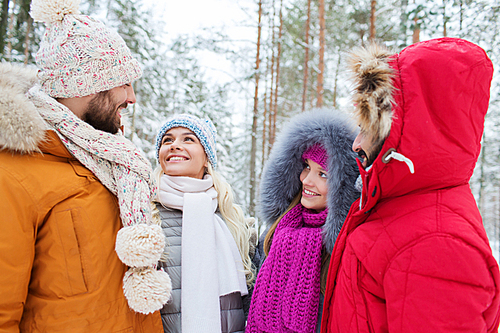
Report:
162,138,173,144
320,172,328,179
185,136,195,142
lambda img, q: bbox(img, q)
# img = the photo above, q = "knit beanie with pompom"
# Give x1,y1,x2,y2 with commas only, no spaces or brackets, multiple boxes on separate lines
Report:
30,0,142,98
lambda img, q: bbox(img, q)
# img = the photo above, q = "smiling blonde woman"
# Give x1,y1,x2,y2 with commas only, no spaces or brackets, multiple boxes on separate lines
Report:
152,114,255,333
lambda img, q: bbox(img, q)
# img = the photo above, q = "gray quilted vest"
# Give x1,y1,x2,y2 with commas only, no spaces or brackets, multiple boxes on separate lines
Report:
157,204,246,333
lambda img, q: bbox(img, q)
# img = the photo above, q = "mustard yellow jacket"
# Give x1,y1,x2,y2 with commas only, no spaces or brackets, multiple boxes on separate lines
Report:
0,63,162,332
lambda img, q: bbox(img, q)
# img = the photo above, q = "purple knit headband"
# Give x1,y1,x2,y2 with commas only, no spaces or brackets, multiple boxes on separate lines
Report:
302,144,328,170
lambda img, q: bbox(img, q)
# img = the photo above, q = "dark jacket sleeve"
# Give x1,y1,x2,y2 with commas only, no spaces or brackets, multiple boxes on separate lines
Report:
254,226,270,271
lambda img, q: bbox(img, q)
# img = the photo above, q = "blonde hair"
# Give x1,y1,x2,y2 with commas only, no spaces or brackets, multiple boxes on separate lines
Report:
152,164,256,286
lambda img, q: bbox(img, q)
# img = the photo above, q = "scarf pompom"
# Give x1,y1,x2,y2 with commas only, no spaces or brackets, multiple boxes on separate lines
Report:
123,266,172,314
115,224,165,267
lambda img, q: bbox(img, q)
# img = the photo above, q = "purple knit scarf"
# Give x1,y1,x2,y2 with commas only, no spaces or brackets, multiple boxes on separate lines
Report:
246,203,328,333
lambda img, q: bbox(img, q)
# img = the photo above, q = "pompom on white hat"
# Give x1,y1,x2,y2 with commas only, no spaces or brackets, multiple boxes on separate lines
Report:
30,0,142,98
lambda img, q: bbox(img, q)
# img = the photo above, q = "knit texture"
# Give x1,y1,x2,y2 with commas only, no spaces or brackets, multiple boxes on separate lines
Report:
155,114,217,168
28,85,171,314
246,204,328,333
302,144,328,170
30,0,142,98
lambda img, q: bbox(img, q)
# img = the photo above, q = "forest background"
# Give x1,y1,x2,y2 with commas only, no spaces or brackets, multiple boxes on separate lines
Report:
2,0,499,257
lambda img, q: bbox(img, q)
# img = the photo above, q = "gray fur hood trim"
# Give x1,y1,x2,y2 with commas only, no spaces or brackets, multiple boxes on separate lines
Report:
0,62,46,154
259,109,360,253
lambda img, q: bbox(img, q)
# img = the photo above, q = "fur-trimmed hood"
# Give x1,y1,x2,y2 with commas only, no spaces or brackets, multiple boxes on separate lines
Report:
348,38,494,212
259,109,360,253
0,62,46,154
321,39,498,333
348,43,394,146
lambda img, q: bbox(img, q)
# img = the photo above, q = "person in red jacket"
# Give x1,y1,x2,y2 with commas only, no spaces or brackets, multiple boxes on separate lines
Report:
321,38,500,333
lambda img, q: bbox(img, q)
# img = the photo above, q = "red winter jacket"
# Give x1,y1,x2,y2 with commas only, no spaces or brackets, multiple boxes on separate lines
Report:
321,38,500,333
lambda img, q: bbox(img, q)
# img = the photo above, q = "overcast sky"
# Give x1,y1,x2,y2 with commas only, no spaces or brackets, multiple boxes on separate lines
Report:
140,0,258,123
144,0,253,40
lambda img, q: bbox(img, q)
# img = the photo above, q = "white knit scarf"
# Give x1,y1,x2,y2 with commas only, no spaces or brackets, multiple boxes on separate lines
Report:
158,174,248,333
28,86,171,314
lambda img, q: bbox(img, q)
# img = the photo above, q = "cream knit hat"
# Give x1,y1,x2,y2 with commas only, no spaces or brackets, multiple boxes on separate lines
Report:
30,0,142,98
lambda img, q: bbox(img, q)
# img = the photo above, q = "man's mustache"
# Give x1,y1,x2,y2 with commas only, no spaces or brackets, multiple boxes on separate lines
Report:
357,150,367,160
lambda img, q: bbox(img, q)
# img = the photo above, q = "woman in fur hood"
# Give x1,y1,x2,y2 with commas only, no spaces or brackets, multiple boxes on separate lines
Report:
246,109,359,333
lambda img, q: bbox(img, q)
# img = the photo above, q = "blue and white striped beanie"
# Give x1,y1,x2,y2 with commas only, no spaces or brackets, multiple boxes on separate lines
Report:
155,114,218,169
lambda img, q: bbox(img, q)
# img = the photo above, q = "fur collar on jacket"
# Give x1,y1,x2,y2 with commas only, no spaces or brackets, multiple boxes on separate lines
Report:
0,62,46,154
259,109,360,253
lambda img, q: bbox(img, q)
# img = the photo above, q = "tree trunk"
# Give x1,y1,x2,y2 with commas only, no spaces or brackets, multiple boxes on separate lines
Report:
478,134,486,215
400,0,408,47
261,43,272,170
369,0,376,42
261,86,268,168
459,0,463,31
301,0,311,112
494,194,498,259
23,15,32,64
332,52,341,108
443,0,447,37
412,8,420,44
0,0,10,55
267,0,276,155
249,0,263,217
270,0,284,148
6,0,15,60
316,0,325,108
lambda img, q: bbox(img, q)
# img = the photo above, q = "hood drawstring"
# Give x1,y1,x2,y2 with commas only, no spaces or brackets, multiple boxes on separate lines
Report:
384,150,415,174
359,151,414,210
358,165,372,210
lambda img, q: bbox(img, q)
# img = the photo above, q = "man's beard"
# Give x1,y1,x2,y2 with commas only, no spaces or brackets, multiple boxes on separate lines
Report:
358,140,385,168
81,90,127,134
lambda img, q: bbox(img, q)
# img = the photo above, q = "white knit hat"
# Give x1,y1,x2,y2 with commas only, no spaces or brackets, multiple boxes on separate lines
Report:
30,0,142,98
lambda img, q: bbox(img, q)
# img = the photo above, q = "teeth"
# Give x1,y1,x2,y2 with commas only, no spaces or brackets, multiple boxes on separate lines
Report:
169,157,187,161
304,189,317,196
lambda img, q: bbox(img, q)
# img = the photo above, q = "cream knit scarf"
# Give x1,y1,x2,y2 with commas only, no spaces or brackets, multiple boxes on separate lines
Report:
158,174,248,333
28,85,171,314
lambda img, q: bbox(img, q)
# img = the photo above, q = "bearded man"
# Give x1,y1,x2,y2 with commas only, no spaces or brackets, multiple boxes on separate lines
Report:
0,0,171,331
